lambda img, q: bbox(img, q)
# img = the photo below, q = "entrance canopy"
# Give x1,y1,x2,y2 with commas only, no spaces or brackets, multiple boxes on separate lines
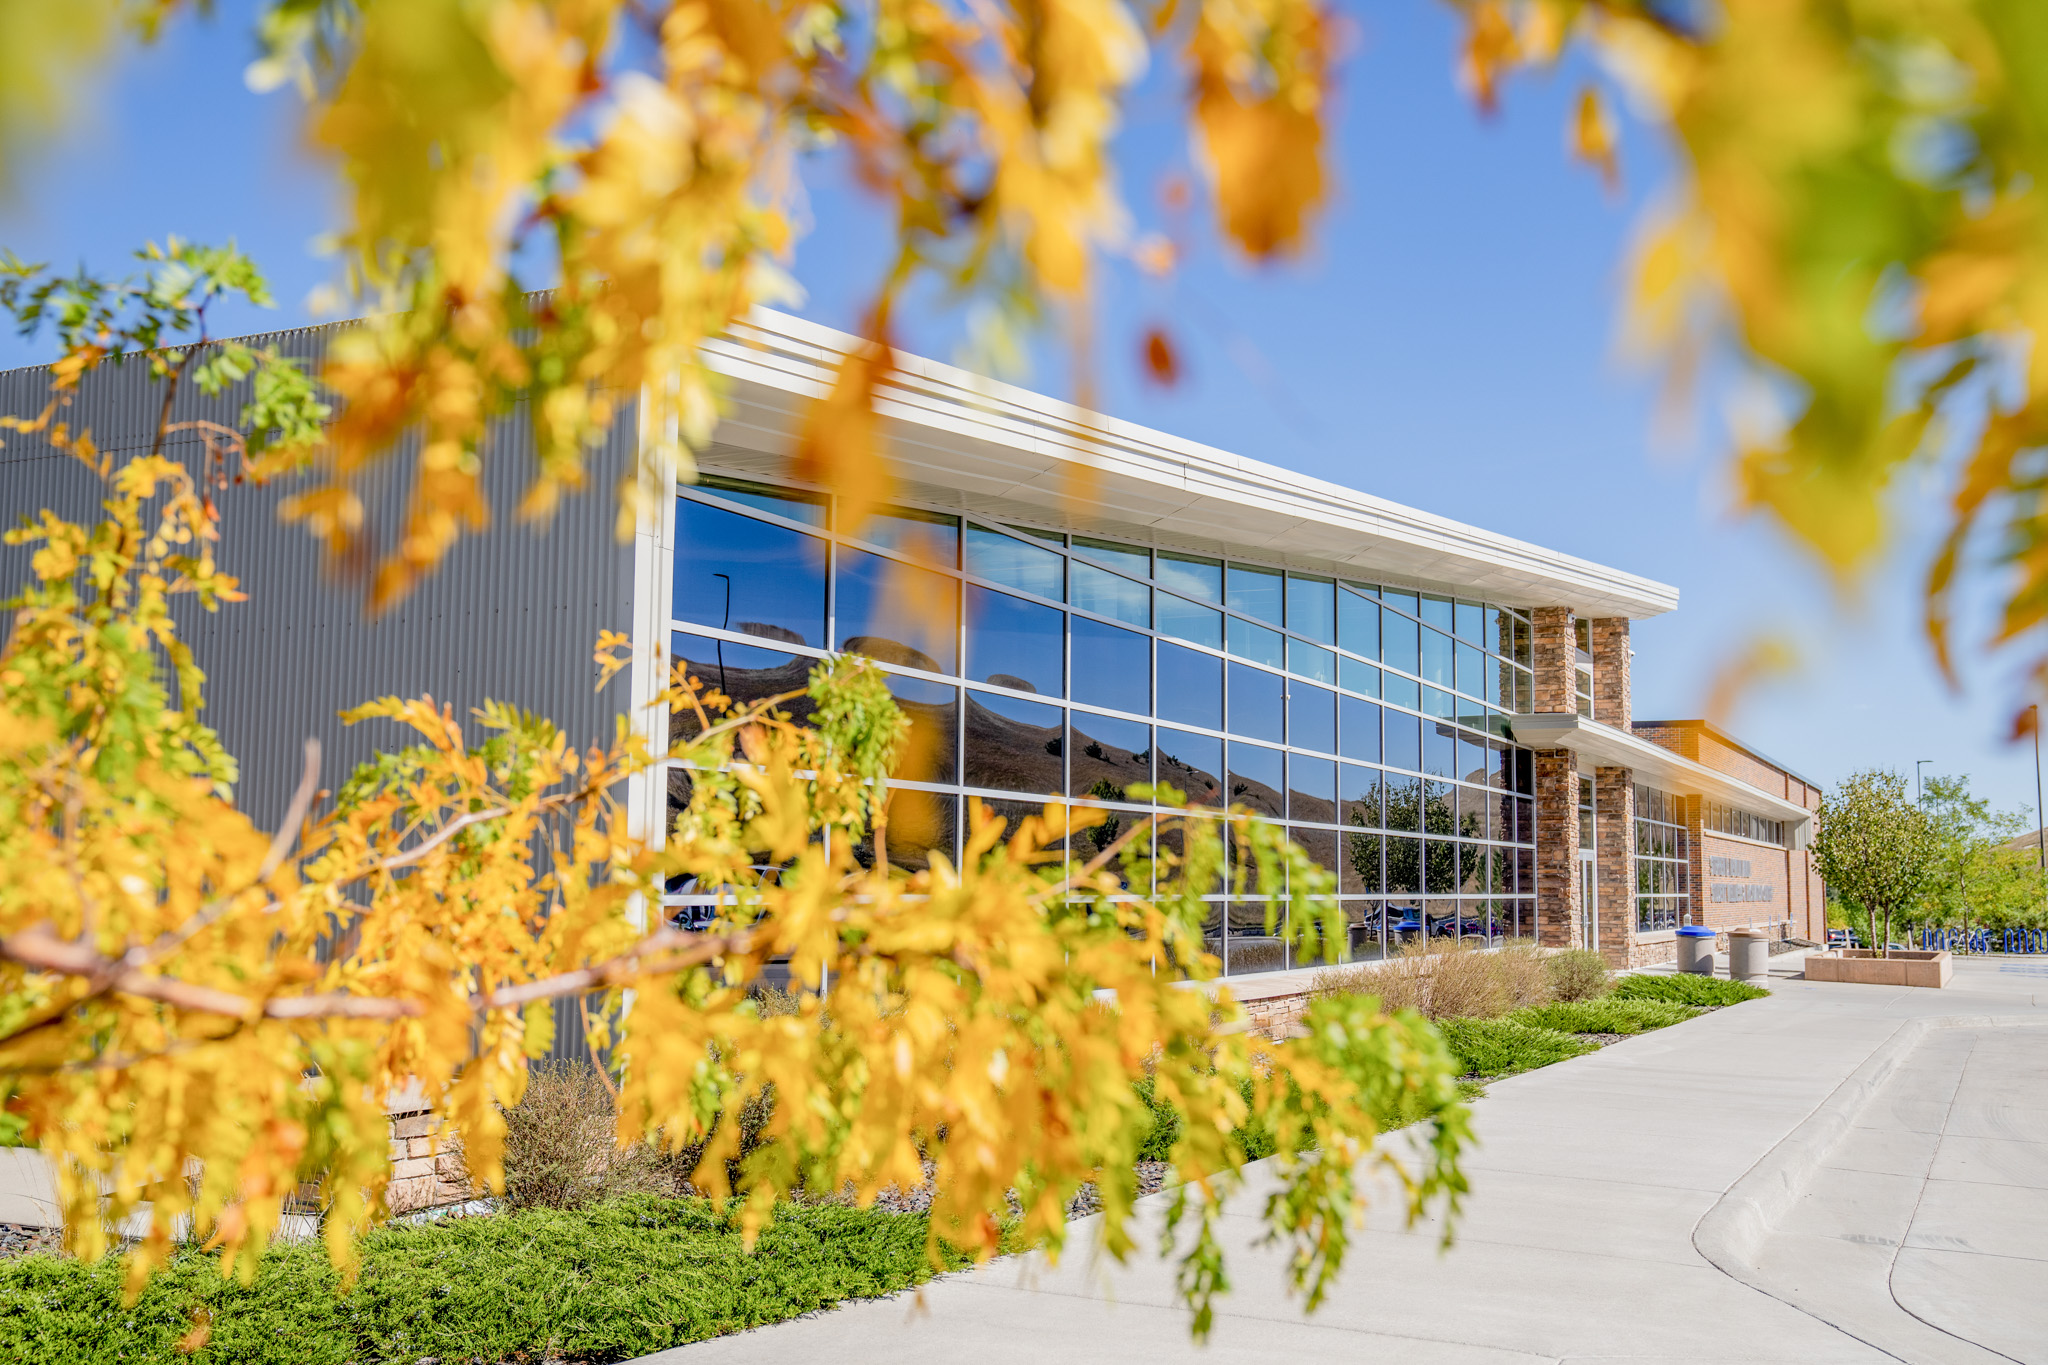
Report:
1509,712,1815,847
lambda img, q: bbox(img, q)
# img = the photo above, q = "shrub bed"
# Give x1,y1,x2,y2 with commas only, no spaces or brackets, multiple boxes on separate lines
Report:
1609,974,1770,1007
1512,998,1698,1036
1433,1018,1596,1079
0,1196,962,1365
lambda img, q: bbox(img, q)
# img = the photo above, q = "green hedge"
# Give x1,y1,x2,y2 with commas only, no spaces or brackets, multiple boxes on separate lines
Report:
1610,974,1771,1007
1433,1018,1595,1079
1511,998,1698,1036
0,1196,964,1365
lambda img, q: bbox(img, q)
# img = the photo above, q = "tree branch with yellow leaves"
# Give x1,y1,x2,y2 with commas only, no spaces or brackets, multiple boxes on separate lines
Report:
0,347,1468,1322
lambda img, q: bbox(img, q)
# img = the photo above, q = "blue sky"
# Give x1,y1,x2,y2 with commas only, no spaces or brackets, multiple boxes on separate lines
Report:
2,2,2038,821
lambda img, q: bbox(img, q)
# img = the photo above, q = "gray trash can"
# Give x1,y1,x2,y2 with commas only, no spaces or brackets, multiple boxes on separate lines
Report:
1727,928,1769,983
1675,925,1716,974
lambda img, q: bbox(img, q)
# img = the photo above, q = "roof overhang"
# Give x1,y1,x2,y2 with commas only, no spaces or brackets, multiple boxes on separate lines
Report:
1508,712,1813,847
693,309,1680,620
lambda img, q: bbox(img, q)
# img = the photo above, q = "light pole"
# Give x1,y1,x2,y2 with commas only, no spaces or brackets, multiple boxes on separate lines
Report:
1917,759,1933,804
2033,705,2045,903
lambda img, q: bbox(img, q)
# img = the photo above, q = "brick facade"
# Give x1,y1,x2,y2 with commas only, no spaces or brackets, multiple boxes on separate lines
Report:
1631,719,1827,946
1698,833,1794,936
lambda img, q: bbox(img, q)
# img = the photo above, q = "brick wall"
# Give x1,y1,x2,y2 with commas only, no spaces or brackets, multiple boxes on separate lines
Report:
1693,731,1789,800
1698,833,1792,937
1631,719,1827,945
1631,722,1696,763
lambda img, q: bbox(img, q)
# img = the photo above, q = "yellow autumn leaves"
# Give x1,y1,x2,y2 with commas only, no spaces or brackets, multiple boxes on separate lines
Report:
1447,0,2048,719
220,0,1332,605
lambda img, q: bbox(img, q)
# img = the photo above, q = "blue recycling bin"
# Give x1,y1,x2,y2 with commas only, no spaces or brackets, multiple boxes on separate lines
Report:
1676,925,1716,974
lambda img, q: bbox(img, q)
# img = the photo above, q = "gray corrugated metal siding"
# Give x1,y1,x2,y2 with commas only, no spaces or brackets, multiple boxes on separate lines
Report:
2,319,639,828
2,322,643,1065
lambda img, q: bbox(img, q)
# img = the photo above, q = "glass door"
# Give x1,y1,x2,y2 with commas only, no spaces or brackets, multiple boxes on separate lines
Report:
1580,860,1598,952
1578,775,1598,951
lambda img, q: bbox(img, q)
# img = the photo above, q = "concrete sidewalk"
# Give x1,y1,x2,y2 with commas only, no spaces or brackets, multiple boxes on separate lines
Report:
644,960,2048,1365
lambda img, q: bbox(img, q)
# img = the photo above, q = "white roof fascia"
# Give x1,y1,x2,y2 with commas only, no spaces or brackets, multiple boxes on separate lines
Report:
697,309,1680,621
1508,712,1814,847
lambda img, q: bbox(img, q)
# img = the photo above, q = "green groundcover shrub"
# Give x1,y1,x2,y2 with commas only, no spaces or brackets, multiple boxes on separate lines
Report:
1433,1019,1596,1079
1132,1077,1288,1164
0,1196,967,1365
1511,998,1698,1036
1610,974,1770,1007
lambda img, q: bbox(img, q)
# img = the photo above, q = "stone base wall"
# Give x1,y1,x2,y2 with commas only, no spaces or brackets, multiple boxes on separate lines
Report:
386,1108,475,1214
1624,938,1678,970
1242,992,1311,1038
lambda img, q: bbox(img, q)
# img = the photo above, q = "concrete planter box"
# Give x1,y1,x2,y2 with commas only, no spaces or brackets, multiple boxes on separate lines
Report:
1804,949,1952,989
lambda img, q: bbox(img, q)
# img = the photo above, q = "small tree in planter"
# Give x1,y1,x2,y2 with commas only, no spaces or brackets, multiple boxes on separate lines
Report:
1813,770,1937,959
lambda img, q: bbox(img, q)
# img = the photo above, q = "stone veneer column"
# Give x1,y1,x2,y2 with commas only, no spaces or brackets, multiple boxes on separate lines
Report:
1594,766,1636,966
1588,618,1631,729
1530,607,1576,714
1529,608,1581,947
1534,748,1581,948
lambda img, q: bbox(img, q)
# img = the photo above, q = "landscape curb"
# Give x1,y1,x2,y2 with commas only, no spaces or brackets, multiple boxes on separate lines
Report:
1693,1012,2048,1277
1692,1011,2048,1362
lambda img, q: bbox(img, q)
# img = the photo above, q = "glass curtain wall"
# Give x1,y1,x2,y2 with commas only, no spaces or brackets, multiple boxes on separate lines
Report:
666,473,1541,975
1634,785,1690,932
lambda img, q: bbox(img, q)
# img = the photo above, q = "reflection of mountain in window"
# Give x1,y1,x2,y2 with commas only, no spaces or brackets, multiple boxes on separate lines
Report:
1154,728,1222,807
1070,714,1150,800
837,546,958,673
966,585,1064,696
886,675,958,784
669,631,816,744
964,691,1063,795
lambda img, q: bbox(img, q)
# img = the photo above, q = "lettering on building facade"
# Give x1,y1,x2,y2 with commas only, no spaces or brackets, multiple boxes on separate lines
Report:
1706,854,1771,903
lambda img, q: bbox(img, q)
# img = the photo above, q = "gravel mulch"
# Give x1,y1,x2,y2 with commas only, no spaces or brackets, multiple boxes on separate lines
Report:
1063,1161,1177,1218
825,1158,1181,1222
0,1222,63,1260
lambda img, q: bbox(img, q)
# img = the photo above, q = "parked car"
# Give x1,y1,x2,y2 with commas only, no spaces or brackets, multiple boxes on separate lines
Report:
664,865,785,931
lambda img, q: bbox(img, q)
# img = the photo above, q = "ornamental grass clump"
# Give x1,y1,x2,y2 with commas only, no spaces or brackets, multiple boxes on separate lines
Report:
1310,939,1551,1022
500,1062,674,1212
1543,949,1612,1002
